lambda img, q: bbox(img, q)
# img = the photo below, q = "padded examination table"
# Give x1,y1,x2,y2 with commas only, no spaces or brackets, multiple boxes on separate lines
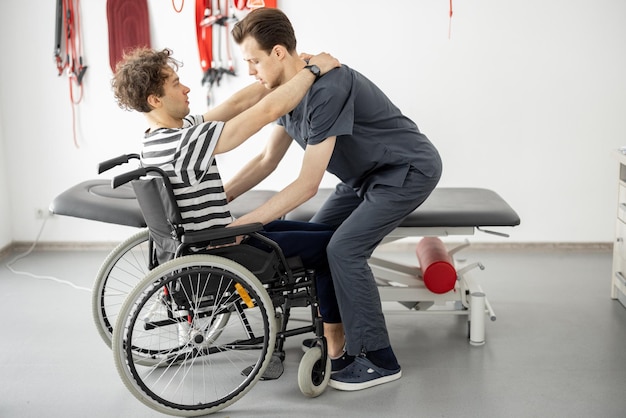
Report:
50,181,519,234
49,180,277,227
50,181,520,345
49,180,145,227
286,187,520,237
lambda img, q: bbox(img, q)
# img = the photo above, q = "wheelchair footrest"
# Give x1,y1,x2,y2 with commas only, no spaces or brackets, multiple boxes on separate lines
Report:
241,353,284,380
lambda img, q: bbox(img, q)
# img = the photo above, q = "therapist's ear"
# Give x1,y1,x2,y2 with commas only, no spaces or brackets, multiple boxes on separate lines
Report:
272,45,288,61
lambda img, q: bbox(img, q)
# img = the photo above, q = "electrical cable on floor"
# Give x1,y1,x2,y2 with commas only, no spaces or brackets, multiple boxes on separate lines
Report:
5,216,91,293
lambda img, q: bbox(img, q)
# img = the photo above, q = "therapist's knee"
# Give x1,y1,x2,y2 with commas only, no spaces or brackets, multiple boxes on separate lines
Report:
327,232,362,264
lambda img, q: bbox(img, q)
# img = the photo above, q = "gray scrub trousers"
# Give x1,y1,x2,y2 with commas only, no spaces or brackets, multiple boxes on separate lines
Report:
279,64,443,356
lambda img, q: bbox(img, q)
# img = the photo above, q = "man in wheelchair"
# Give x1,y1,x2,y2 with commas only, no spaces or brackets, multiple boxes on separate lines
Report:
111,47,350,375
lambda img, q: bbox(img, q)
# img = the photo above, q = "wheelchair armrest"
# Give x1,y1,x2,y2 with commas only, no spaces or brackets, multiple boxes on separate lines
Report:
111,168,147,189
181,223,264,247
98,153,140,174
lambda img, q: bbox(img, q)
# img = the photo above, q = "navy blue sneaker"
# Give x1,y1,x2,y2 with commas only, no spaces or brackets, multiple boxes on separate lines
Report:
330,352,355,373
301,338,318,353
301,339,354,372
329,355,401,391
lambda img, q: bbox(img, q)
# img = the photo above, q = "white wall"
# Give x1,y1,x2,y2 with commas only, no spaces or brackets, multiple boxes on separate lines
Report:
1,0,625,245
0,109,10,249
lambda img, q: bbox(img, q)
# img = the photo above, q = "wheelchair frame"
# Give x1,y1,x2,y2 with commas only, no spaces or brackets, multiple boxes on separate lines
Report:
105,162,331,416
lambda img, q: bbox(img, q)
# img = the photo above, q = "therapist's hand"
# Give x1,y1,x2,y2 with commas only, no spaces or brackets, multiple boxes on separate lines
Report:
303,52,340,75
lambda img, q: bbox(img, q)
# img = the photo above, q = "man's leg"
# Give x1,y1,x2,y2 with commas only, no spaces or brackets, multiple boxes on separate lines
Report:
310,183,362,228
325,168,440,389
323,322,346,358
256,221,344,356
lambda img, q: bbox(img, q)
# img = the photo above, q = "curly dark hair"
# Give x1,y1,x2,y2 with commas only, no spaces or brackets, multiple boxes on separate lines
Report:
231,8,296,53
111,47,182,113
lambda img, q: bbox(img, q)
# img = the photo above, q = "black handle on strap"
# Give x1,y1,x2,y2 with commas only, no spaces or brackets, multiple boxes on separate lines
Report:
54,0,63,58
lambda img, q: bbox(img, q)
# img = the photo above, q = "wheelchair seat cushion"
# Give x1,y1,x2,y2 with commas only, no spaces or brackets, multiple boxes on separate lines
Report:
209,244,283,283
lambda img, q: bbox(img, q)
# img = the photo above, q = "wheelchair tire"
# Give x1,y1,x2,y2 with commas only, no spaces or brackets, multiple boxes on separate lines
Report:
112,254,276,416
92,228,150,348
297,346,331,398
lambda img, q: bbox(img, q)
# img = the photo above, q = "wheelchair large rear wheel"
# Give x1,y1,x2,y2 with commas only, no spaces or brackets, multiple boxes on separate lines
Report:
92,228,150,347
112,255,276,416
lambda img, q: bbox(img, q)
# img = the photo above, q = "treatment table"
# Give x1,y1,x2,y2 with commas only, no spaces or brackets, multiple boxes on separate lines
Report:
50,181,520,345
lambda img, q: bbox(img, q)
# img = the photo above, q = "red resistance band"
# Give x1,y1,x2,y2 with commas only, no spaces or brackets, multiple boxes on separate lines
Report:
196,0,213,73
172,0,184,13
54,0,87,148
196,0,277,104
449,0,453,39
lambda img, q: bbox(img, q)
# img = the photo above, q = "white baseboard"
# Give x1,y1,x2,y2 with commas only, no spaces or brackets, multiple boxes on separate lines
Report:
2,241,119,257
0,240,613,260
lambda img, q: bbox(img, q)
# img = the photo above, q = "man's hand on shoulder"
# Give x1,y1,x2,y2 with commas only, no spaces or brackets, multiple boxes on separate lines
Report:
305,52,340,76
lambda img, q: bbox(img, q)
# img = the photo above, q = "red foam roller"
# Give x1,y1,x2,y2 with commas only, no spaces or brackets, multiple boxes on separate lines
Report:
415,237,457,294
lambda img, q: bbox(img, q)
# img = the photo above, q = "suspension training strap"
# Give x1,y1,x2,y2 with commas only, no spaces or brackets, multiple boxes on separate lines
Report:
196,0,277,105
196,0,213,74
54,0,64,75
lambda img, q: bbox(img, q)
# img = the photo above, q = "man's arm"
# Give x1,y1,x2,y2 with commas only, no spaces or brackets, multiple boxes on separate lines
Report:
229,136,336,226
224,125,292,202
203,82,270,122
213,53,339,155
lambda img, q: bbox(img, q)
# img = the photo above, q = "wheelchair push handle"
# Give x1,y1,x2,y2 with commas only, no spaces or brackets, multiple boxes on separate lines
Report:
112,166,171,189
98,153,140,174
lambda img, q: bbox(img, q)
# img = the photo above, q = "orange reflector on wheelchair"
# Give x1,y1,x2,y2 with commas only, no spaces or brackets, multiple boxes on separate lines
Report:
235,283,255,308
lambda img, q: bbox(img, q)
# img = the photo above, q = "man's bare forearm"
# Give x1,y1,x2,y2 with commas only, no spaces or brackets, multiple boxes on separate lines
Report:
203,82,269,122
224,155,273,202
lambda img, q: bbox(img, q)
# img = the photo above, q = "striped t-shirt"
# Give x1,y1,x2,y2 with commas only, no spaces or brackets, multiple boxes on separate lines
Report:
141,115,232,231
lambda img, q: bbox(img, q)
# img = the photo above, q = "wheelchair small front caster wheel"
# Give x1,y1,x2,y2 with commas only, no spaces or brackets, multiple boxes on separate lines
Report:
297,346,331,397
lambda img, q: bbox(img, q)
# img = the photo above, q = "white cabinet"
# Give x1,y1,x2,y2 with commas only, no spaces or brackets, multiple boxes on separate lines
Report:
611,151,626,308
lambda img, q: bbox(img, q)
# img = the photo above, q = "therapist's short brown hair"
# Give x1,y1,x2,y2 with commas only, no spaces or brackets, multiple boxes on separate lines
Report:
232,8,297,54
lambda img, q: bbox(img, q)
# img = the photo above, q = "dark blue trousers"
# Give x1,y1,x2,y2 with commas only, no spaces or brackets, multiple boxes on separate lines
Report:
253,220,341,323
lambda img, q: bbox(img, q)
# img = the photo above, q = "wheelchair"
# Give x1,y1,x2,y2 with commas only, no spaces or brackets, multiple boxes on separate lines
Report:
106,162,331,416
91,154,150,348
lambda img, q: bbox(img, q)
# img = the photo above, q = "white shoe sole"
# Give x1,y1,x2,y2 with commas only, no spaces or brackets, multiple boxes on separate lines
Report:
329,369,402,391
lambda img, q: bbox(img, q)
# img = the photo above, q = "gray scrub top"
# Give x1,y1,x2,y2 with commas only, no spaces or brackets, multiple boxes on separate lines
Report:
278,65,441,191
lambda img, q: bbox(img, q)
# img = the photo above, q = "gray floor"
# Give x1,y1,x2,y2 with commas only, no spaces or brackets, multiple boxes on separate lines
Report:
1,244,626,418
